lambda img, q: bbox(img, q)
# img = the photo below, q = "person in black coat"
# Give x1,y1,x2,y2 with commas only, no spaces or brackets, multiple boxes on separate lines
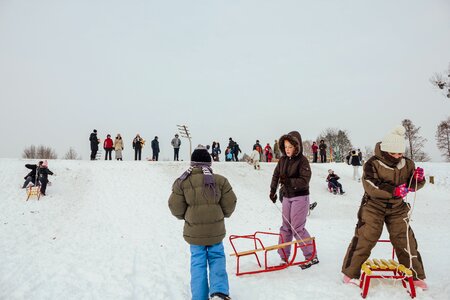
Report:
22,161,43,188
38,161,54,195
319,140,327,163
22,161,54,195
133,134,144,160
151,136,160,161
89,129,100,160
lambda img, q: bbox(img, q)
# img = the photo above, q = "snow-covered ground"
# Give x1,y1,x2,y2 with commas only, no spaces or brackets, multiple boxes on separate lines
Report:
1,159,449,300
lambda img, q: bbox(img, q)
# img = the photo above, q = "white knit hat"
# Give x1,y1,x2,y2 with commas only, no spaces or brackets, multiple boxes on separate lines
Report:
380,125,406,153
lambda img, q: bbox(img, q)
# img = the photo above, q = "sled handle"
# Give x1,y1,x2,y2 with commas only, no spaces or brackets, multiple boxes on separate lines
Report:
230,237,315,256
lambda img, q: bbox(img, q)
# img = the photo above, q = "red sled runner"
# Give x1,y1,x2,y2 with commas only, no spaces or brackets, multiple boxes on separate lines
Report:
229,231,316,276
359,239,416,298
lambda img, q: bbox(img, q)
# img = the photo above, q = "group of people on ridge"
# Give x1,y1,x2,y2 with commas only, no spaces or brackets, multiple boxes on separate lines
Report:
89,129,185,162
169,125,428,300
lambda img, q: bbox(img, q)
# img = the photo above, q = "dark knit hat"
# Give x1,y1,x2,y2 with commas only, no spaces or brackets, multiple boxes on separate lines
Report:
191,145,212,163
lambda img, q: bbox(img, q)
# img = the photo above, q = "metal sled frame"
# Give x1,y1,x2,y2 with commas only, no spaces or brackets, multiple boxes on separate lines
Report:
360,239,416,299
229,231,316,276
26,186,41,201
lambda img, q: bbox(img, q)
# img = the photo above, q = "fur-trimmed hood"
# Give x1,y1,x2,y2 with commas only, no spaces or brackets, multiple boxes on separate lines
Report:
279,131,303,157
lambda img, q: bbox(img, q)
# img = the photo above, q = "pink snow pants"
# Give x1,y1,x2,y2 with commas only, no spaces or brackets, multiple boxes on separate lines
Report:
277,195,315,260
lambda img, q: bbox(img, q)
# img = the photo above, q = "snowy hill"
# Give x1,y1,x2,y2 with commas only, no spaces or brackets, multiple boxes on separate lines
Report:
1,159,449,300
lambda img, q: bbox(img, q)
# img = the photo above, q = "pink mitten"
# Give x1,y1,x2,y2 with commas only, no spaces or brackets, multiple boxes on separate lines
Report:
393,184,409,198
413,167,424,182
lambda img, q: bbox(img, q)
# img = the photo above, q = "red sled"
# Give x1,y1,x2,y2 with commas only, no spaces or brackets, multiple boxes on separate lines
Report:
360,239,416,298
229,231,316,276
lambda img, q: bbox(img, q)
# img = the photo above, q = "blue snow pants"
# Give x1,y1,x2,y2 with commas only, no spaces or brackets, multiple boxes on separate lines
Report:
190,242,229,300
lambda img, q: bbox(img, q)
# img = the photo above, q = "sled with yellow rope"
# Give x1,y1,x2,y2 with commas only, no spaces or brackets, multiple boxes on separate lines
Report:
359,239,416,298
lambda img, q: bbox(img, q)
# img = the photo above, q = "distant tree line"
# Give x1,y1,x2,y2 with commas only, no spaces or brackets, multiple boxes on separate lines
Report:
22,145,80,160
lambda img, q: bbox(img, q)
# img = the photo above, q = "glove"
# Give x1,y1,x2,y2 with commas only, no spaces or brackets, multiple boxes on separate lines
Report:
393,184,409,198
269,191,278,203
413,167,424,182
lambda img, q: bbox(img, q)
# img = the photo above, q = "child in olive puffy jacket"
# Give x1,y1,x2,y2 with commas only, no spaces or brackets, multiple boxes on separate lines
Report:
169,145,237,300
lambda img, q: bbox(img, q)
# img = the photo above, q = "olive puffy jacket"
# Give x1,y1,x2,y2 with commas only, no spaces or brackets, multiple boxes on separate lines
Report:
169,168,237,246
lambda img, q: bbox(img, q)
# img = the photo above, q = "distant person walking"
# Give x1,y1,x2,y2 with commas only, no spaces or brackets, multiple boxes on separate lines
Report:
103,134,113,160
273,140,281,159
319,140,327,163
114,134,124,161
171,134,181,161
89,129,99,160
132,134,144,161
211,141,221,162
349,150,362,181
311,141,319,163
264,143,273,162
253,140,263,162
232,143,241,162
357,148,363,163
151,136,160,161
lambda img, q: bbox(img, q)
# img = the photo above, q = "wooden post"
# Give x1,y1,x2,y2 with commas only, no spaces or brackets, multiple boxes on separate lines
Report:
429,176,434,184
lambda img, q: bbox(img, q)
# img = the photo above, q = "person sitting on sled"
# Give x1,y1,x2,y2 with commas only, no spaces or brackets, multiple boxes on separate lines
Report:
341,125,427,290
169,145,237,300
326,169,345,194
22,161,44,188
269,131,319,269
22,160,54,196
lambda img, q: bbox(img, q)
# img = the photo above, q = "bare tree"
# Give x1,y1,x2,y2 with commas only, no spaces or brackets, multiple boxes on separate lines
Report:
436,116,450,161
317,128,353,162
22,145,37,159
22,145,57,159
401,119,430,162
302,139,313,161
64,147,81,160
429,64,450,99
364,145,374,161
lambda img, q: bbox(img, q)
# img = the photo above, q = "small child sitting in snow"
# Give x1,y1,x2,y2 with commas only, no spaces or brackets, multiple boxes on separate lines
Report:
249,149,261,170
326,169,345,195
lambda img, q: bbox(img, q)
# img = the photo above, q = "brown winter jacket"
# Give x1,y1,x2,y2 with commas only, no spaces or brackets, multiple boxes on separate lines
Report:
270,131,311,197
168,168,237,246
362,142,425,202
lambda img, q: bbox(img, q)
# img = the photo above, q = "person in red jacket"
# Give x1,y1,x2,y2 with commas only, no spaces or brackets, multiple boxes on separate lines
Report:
264,143,273,162
311,141,319,163
103,134,114,160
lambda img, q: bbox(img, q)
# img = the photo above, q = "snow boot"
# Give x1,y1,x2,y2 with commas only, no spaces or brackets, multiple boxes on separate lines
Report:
300,256,319,270
413,280,428,290
343,275,360,286
210,292,231,300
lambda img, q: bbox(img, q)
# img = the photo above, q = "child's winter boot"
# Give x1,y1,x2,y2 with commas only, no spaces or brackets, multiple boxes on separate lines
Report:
210,292,231,300
300,256,319,270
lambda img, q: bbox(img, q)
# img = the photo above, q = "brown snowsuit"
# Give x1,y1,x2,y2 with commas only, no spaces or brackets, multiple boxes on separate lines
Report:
342,142,426,280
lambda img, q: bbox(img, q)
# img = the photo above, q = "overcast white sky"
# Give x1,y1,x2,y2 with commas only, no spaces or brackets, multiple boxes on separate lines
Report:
1,0,449,161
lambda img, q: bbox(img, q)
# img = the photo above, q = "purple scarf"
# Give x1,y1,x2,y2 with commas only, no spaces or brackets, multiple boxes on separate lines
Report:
178,162,215,192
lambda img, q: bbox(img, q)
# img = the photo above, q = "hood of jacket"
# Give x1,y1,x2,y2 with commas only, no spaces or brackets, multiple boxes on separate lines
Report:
279,131,303,157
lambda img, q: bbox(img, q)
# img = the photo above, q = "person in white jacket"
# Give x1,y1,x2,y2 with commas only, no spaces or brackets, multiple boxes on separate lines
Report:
249,149,260,170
